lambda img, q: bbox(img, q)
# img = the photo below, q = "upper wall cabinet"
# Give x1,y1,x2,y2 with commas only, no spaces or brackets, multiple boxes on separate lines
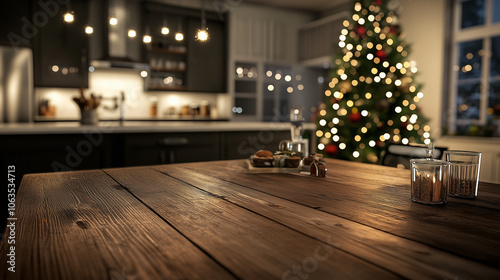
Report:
33,0,90,88
232,17,293,63
142,3,227,93
229,6,312,64
186,17,226,92
0,0,33,48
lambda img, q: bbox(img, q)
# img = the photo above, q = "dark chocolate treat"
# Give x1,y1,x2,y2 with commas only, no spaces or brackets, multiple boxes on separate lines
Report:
285,156,301,168
252,155,274,167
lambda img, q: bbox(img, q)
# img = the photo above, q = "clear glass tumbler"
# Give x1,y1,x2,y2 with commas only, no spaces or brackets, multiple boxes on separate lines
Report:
411,159,450,205
444,151,482,198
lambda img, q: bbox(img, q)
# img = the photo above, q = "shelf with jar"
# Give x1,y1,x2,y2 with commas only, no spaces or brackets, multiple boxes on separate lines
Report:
146,46,188,91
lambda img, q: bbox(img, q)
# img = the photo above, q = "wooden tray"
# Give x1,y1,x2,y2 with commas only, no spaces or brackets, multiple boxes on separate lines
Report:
246,159,302,174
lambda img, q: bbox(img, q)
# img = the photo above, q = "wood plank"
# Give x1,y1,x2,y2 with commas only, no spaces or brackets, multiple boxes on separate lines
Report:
154,163,500,279
173,159,500,269
104,166,400,279
0,170,234,280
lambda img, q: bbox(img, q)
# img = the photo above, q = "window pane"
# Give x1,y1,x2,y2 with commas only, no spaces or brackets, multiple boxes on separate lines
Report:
458,39,483,80
456,83,481,120
491,36,500,77
461,0,485,28
494,0,500,23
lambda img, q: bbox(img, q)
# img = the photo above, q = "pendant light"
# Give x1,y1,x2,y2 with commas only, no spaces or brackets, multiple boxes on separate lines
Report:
175,17,184,41
196,0,209,42
161,17,170,35
143,26,152,44
63,4,74,23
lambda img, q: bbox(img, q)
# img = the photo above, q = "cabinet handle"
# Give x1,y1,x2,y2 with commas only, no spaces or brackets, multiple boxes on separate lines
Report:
159,137,189,146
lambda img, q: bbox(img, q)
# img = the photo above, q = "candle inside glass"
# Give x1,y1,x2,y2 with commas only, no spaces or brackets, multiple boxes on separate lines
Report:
411,159,449,205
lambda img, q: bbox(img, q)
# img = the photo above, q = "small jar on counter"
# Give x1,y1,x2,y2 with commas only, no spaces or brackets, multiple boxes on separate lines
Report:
411,159,449,205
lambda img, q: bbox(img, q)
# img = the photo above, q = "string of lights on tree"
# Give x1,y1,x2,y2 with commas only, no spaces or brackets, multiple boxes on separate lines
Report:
316,0,432,163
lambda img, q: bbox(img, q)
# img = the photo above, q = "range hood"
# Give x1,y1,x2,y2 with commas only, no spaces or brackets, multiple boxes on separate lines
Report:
89,0,148,70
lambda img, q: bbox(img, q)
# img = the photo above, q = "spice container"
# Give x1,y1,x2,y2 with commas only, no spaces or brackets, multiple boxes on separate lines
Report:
411,159,449,205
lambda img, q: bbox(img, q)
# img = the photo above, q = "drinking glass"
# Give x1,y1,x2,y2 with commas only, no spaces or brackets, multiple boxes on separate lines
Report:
444,151,482,198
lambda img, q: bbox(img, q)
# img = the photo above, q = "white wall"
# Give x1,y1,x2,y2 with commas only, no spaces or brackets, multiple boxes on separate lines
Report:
398,0,446,138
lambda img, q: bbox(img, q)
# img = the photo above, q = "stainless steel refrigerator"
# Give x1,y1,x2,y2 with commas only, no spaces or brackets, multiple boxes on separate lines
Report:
0,46,33,123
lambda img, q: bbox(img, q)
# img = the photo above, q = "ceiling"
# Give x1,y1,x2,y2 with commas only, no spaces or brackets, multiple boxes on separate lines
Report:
244,0,350,12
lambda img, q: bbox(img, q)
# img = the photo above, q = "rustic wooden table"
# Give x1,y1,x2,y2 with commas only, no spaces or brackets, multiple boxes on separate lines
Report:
1,159,500,279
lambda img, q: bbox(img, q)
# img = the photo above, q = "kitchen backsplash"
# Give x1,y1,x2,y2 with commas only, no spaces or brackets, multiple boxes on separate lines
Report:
35,68,229,120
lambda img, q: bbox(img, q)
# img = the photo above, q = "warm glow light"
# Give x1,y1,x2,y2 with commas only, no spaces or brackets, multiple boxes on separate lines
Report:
353,151,360,158
175,32,184,41
64,13,74,23
196,29,209,41
318,143,325,150
339,143,346,150
143,35,152,43
162,27,170,35
85,26,93,34
140,71,148,78
128,29,137,38
109,17,118,25
319,119,327,126
267,85,274,91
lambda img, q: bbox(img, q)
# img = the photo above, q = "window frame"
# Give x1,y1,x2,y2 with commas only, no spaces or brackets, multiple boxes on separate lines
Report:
447,0,500,134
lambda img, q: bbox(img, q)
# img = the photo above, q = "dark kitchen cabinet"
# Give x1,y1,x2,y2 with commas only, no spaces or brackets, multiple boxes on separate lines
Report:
142,3,226,93
220,130,291,160
123,132,220,166
186,18,226,92
33,0,89,88
0,0,33,48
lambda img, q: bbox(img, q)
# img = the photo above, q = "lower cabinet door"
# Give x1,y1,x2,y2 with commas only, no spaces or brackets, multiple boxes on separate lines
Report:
124,132,220,166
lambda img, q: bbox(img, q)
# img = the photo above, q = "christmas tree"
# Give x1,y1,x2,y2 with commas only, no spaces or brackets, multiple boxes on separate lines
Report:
316,0,432,164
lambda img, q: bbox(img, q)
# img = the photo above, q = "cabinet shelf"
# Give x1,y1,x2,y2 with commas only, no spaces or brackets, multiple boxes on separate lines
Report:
149,47,187,55
151,67,186,73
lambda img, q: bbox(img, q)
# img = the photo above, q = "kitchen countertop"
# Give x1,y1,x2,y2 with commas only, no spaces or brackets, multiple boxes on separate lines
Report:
0,121,316,135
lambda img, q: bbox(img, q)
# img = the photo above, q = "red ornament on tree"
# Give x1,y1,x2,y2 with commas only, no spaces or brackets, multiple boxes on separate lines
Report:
355,26,366,36
348,112,362,123
324,144,339,157
375,49,388,61
374,0,382,6
389,26,399,36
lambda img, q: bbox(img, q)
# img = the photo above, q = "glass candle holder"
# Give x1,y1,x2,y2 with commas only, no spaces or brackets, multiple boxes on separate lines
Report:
279,140,307,158
444,151,482,198
411,159,450,205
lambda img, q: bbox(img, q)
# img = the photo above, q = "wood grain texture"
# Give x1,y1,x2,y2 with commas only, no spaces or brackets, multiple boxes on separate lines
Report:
2,158,500,279
0,170,234,280
104,166,400,279
153,163,500,279
167,159,500,270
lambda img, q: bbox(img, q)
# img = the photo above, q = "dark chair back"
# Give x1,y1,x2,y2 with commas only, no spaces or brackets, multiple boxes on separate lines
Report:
380,143,448,169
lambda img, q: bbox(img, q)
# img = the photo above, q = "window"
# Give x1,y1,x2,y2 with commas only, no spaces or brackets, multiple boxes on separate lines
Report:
446,0,500,136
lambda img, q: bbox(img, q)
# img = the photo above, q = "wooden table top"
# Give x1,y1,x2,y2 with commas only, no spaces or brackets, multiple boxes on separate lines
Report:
1,158,500,279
